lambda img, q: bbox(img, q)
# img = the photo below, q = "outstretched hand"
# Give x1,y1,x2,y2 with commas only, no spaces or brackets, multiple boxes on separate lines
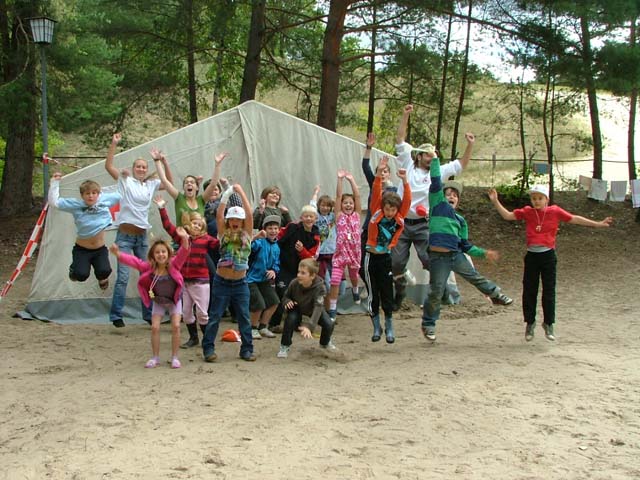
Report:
487,188,498,202
51,172,63,181
112,133,122,145
397,168,407,181
298,325,312,339
215,152,228,164
464,132,475,144
403,104,413,115
153,195,166,209
485,249,500,263
365,132,375,148
149,147,163,161
337,169,347,179
600,217,614,227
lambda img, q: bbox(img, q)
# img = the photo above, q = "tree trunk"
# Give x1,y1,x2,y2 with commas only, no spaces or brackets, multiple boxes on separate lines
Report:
185,0,198,123
580,14,603,180
628,17,637,182
0,1,38,216
518,75,528,194
436,12,453,154
450,0,472,162
366,2,377,135
239,0,265,103
317,0,351,131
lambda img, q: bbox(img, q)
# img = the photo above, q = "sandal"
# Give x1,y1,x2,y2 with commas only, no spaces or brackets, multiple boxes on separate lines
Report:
170,357,181,369
98,278,109,290
145,357,160,368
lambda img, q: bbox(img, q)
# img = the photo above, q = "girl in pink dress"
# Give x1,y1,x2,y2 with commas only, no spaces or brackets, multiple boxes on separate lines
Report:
328,170,362,321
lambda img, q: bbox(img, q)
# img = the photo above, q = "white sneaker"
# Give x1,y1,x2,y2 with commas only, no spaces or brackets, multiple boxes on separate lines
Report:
259,327,276,338
321,340,337,351
251,328,262,340
404,269,417,286
277,345,290,358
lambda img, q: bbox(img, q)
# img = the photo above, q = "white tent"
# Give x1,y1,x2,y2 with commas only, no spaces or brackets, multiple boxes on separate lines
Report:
24,100,428,323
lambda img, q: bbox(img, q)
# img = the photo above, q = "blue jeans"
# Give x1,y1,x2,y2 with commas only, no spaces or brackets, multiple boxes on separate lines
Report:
109,231,152,323
422,250,499,328
202,275,253,358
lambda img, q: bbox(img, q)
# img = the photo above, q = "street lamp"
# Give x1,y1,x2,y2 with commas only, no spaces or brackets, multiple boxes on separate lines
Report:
29,16,56,200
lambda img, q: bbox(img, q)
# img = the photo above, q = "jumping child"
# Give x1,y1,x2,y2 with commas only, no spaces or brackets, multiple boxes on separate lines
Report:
328,169,362,320
276,258,336,358
421,158,512,343
310,185,337,289
488,185,613,341
154,197,219,348
363,157,411,343
201,183,256,362
48,172,120,290
109,229,190,368
248,215,281,339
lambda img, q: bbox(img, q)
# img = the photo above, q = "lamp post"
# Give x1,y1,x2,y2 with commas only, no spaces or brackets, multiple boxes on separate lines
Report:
28,16,56,200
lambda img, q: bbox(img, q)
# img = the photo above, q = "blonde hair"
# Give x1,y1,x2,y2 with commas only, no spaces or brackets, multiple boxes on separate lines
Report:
181,212,206,236
300,205,318,217
299,258,319,276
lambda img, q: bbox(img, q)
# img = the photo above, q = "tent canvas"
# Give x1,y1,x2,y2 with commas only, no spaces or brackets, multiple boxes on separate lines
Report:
24,101,428,324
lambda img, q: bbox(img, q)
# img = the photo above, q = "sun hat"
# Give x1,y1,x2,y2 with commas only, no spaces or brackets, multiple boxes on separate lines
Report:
262,214,281,227
412,143,436,155
443,180,463,196
225,205,246,220
529,184,549,198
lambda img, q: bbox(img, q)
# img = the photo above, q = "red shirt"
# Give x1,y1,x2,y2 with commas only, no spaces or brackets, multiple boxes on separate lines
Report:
513,205,573,249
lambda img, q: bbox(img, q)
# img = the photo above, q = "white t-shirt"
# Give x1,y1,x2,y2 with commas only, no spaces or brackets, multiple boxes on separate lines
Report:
116,176,161,229
395,142,462,219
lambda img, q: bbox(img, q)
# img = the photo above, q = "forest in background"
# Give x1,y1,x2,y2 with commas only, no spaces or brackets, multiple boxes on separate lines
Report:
1,0,639,215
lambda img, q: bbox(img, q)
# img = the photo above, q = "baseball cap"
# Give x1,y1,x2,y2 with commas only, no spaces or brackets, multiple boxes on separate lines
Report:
225,206,246,220
529,184,549,198
444,180,463,195
262,214,281,227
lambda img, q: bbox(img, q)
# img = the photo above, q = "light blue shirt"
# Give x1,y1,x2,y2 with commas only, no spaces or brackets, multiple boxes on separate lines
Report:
49,180,121,239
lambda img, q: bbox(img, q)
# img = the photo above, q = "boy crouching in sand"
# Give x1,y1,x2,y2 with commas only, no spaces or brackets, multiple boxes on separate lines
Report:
276,258,336,358
48,172,120,290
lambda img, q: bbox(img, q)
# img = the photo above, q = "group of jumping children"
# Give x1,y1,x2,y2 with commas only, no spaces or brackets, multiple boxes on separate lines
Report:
48,105,613,369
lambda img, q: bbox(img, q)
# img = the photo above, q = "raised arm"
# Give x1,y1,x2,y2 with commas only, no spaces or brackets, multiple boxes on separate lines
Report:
487,189,517,221
105,133,121,180
396,105,413,145
458,132,475,170
151,148,179,199
362,132,375,188
345,172,361,214
234,184,253,234
202,152,227,201
569,215,613,228
335,170,346,216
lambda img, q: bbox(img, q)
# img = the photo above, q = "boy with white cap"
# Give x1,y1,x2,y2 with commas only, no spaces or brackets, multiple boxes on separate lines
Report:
488,185,613,341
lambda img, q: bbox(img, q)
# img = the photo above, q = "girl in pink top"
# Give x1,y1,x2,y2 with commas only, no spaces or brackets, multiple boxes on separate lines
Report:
110,229,190,368
328,169,362,320
489,185,612,342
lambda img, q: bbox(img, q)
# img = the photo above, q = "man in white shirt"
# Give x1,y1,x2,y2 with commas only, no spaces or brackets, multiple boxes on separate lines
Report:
392,104,475,309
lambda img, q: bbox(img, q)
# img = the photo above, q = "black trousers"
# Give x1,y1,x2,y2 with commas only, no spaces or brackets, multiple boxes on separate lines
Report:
363,252,394,318
522,249,557,325
281,307,334,347
70,244,111,282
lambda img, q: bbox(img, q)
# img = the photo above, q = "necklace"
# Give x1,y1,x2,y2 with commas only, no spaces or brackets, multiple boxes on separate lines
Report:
533,207,547,232
148,269,167,298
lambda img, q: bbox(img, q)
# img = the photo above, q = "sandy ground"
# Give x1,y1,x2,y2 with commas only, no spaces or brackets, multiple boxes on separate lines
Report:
1,191,639,479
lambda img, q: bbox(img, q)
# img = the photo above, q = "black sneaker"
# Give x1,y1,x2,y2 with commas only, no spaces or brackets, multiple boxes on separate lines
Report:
113,319,125,328
525,322,535,341
543,323,556,341
180,337,199,349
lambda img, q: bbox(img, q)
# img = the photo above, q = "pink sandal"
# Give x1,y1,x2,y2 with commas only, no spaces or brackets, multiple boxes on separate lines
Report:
171,357,181,369
145,357,160,368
